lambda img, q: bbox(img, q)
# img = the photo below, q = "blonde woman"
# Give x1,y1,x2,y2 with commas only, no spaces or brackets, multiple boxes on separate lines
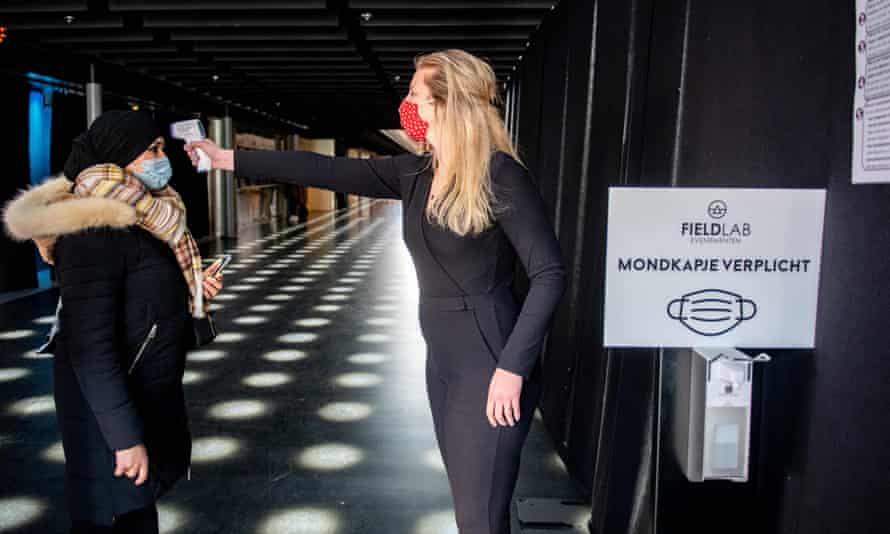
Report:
185,49,566,533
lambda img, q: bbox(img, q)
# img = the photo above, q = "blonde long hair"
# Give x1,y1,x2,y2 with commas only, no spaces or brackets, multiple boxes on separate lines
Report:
415,49,523,236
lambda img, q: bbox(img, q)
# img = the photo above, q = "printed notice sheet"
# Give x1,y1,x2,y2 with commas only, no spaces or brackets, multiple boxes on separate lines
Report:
854,0,890,183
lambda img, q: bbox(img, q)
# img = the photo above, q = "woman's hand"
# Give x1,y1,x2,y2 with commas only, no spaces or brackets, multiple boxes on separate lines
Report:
114,443,149,486
486,368,524,427
202,261,224,300
34,237,57,265
183,139,234,171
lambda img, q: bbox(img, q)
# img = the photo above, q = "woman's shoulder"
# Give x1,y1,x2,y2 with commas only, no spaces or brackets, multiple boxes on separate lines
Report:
490,150,531,187
391,151,431,172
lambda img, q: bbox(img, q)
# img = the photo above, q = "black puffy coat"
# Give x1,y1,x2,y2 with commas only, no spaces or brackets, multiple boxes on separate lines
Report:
3,178,193,525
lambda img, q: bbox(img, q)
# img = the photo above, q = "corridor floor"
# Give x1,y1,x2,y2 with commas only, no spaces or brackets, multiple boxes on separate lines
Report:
0,199,583,533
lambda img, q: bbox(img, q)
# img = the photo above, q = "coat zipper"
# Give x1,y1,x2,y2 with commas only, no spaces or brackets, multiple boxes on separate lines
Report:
128,324,158,375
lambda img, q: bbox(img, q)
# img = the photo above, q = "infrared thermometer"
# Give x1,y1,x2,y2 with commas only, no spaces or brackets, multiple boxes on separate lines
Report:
170,119,211,173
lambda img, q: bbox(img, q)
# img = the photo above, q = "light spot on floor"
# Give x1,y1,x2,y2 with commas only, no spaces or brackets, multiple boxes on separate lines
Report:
366,318,397,326
243,372,293,388
0,368,30,383
295,318,330,328
158,503,190,533
263,350,308,362
347,353,388,365
187,350,227,362
414,510,458,534
40,441,65,463
250,304,282,312
317,402,373,422
278,332,319,344
357,333,390,343
190,436,241,463
295,443,364,472
0,330,37,341
257,507,341,534
234,316,268,326
333,372,383,388
182,370,207,384
0,496,48,532
423,448,446,473
7,395,55,416
208,399,269,420
280,285,306,293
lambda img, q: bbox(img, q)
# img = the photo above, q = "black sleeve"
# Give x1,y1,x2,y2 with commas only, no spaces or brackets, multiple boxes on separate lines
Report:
492,153,568,379
234,150,419,200
55,229,143,451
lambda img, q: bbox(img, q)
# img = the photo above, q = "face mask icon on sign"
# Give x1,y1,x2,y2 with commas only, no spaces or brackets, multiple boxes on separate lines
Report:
667,289,757,336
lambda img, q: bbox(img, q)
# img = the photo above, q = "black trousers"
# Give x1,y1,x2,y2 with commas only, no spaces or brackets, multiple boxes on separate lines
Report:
420,292,543,534
71,505,158,534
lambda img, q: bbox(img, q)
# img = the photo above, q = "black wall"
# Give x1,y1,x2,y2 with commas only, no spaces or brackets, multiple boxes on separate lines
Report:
50,92,87,176
0,77,37,292
513,0,890,533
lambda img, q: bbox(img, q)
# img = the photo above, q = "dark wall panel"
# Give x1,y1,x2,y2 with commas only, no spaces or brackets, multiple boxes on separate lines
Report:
516,0,889,533
547,0,604,487
0,77,38,292
554,0,605,490
584,1,661,531
512,0,614,496
670,2,831,189
50,92,87,177
516,32,546,177
517,0,576,460
794,2,890,532
646,2,884,534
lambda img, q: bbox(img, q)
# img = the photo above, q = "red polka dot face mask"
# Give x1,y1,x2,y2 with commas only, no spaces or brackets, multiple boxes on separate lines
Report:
399,99,430,142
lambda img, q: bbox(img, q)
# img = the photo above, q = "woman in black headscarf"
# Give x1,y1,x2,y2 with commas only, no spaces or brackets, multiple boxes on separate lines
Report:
4,111,223,533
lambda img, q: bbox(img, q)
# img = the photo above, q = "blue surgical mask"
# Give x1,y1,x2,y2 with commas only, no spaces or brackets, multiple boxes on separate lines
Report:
134,156,173,190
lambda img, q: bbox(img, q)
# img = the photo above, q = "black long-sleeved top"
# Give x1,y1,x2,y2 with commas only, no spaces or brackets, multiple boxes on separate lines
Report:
235,149,566,379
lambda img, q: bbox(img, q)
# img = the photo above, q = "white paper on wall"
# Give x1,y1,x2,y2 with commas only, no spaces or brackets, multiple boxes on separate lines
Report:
854,0,890,183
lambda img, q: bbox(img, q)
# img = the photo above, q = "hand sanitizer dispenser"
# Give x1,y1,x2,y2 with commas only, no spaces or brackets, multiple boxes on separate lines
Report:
671,347,770,482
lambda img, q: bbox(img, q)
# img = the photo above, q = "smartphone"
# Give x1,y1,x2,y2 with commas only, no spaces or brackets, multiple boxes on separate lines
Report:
210,254,233,276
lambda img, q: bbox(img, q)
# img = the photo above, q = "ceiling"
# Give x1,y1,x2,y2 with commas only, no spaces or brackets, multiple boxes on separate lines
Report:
1,0,558,144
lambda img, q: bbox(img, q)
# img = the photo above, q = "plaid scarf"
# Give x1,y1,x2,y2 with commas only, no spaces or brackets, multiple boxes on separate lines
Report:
74,163,207,316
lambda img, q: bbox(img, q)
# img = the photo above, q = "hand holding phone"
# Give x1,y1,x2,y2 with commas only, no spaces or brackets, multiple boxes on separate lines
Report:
209,254,233,277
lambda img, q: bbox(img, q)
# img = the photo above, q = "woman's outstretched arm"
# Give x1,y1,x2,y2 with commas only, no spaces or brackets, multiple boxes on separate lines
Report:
186,139,417,200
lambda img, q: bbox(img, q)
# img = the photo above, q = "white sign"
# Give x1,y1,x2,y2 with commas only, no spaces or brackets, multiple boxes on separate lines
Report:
854,0,890,183
604,188,826,348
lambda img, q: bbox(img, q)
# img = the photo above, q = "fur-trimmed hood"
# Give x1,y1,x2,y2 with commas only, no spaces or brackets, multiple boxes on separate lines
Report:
3,176,138,241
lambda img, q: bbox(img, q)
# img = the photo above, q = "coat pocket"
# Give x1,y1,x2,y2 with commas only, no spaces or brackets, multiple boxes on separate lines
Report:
128,323,158,375
470,303,506,367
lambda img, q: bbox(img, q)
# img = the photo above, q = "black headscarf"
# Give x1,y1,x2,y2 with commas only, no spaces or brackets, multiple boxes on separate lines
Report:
63,110,162,180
